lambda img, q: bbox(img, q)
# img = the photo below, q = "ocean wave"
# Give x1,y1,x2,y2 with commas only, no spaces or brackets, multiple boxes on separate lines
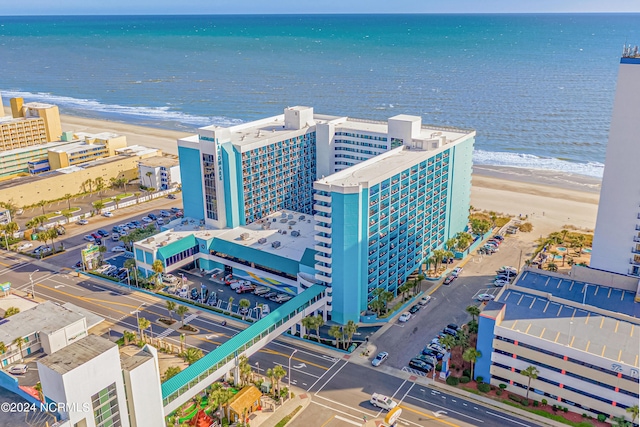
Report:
1,90,243,128
473,150,604,178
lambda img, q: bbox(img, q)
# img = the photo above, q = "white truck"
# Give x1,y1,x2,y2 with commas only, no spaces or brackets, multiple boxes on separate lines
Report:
370,393,398,411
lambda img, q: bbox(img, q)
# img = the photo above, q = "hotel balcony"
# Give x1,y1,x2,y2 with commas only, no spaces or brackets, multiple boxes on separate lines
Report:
315,272,332,284
314,193,331,203
315,234,332,245
315,263,332,274
314,244,332,254
314,224,332,234
315,253,331,264
314,214,332,224
314,204,332,214
629,258,640,266
634,236,640,243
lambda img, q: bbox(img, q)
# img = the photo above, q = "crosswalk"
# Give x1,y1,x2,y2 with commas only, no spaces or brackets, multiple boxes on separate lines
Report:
156,328,173,339
183,313,198,324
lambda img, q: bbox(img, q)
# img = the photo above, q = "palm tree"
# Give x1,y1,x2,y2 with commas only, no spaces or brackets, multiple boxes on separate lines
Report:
239,298,250,320
151,259,164,287
181,347,203,365
46,228,58,252
265,368,276,395
462,348,482,380
1,222,19,249
546,262,558,272
134,191,141,204
64,193,73,211
445,237,457,252
92,200,105,214
313,315,324,341
439,334,456,352
626,405,639,424
369,299,385,316
398,283,411,301
63,212,73,224
227,296,234,312
343,320,358,350
272,365,287,395
301,316,317,340
238,355,252,386
0,341,6,355
329,325,343,349
466,305,481,323
94,177,105,198
4,307,20,318
176,305,189,327
123,331,136,345
413,274,425,295
83,178,93,193
13,336,25,361
124,258,138,286
33,382,43,402
36,200,47,216
179,333,185,354
163,366,182,381
166,300,176,321
455,329,470,350
138,317,151,342
520,365,539,400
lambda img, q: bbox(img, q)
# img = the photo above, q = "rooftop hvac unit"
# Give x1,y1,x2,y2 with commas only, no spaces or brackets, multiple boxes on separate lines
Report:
299,215,306,220
272,241,281,248
288,214,294,219
291,231,300,237
272,218,277,222
258,238,267,244
240,233,250,240
281,212,287,218
280,219,288,223
288,221,296,225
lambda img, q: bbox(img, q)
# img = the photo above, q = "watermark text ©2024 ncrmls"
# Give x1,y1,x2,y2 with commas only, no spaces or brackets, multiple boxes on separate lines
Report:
1,401,92,413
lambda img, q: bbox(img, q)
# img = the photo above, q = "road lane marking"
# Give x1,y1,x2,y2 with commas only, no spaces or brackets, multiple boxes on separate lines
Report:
260,348,331,371
399,405,461,427
405,394,484,422
272,362,320,378
335,416,361,426
485,411,534,427
310,401,372,421
312,360,349,394
320,416,335,427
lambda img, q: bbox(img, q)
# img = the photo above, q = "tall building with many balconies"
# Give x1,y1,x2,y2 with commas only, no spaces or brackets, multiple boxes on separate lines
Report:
591,46,640,277
0,97,62,150
152,107,474,323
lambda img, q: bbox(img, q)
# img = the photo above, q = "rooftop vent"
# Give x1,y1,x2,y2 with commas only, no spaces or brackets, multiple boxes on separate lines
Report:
272,218,277,222
288,214,294,219
258,238,267,244
240,233,250,240
288,221,296,225
291,231,300,237
299,215,306,221
280,219,288,223
272,241,281,248
281,212,287,218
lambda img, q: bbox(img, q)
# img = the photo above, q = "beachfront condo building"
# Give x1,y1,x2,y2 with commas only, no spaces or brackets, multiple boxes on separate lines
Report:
591,46,640,277
138,155,182,191
135,107,474,323
0,97,62,150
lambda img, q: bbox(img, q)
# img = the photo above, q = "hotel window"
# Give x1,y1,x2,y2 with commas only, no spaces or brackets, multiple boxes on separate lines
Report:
202,154,218,220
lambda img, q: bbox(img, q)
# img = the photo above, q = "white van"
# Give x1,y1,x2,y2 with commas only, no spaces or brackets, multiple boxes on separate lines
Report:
370,393,398,411
157,218,165,226
178,285,189,298
260,304,270,318
111,233,120,242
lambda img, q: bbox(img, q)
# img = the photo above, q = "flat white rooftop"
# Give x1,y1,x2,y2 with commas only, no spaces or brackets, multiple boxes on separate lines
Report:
74,131,120,141
116,145,159,157
0,301,84,344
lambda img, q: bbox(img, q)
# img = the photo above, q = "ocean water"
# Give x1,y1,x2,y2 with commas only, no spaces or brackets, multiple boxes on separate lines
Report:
2,14,639,178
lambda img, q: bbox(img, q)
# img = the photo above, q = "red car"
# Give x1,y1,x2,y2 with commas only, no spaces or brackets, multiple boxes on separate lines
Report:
443,275,456,285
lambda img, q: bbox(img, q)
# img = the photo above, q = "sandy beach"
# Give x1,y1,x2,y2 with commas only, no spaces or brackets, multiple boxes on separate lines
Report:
4,107,601,238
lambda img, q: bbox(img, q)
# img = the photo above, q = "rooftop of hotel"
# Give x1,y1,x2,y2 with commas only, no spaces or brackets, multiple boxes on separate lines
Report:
73,131,121,141
120,347,153,371
115,144,159,157
515,270,639,318
39,335,116,375
137,209,317,264
0,301,85,344
48,140,109,154
494,288,639,368
138,155,180,168
0,140,74,156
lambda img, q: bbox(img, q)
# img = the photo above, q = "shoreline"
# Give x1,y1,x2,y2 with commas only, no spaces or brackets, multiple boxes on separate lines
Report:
3,106,601,236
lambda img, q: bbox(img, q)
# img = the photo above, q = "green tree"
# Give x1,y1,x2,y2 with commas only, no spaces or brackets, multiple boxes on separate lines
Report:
455,329,470,350
398,283,411,301
445,237,457,252
151,259,164,287
546,262,558,272
301,316,318,341
520,365,539,400
33,382,43,402
63,212,73,224
181,347,204,365
124,258,138,286
4,307,20,318
64,193,73,211
328,325,343,349
36,200,47,216
166,300,176,321
462,348,482,380
92,200,105,214
145,171,153,187
313,315,324,341
343,320,358,350
272,364,287,395
239,298,250,320
626,404,639,424
466,305,481,323
138,317,151,342
46,227,59,252
369,299,385,316
163,366,182,381
0,341,6,354
413,274,425,295
13,336,25,361
439,334,456,351
470,218,491,236
94,177,105,198
238,355,252,386
176,305,189,327
123,330,136,345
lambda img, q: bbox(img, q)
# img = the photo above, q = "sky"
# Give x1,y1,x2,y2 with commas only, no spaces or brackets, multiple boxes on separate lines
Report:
3,0,640,15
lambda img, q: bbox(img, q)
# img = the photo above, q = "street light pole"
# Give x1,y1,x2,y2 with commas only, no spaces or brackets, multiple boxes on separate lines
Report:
29,269,40,299
288,349,298,400
132,303,146,341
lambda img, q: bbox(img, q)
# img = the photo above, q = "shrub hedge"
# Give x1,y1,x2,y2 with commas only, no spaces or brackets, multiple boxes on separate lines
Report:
477,383,491,393
459,376,470,384
446,376,459,386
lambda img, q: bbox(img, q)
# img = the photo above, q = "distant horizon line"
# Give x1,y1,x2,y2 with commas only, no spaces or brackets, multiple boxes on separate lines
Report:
2,11,640,17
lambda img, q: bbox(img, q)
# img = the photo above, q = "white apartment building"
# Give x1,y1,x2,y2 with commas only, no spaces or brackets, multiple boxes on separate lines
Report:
591,46,640,277
138,155,181,191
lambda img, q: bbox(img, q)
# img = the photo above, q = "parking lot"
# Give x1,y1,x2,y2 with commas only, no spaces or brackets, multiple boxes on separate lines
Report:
366,232,536,372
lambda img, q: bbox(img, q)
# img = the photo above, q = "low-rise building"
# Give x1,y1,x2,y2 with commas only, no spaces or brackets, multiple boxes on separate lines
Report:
47,132,127,170
475,268,639,420
138,155,181,190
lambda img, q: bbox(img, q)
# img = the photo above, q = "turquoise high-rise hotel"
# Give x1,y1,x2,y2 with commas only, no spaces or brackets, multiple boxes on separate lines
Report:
140,107,474,324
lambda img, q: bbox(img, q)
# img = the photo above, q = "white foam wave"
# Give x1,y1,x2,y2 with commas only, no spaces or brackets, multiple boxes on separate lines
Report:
1,90,243,128
473,150,604,178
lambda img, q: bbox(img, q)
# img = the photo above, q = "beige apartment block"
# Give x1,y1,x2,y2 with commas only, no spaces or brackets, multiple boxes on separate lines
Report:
0,97,62,151
48,132,128,169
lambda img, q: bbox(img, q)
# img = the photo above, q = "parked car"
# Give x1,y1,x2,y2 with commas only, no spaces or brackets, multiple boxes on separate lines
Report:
176,211,184,218
494,280,509,287
55,226,66,235
95,264,112,274
497,266,516,274
167,194,176,199
141,217,153,223
160,210,171,217
156,218,165,226
112,234,121,242
148,213,158,220
421,348,444,360
443,327,458,336
428,343,446,354
163,274,178,284
170,207,181,213
370,393,397,411
111,246,126,253
443,275,456,285
190,288,199,300
418,295,431,306
447,323,460,331
398,312,412,323
371,351,389,367
262,292,277,299
416,354,437,366
477,293,496,302
17,243,33,251
493,235,504,241
273,294,292,303
253,287,271,295
77,219,89,225
408,358,433,374
206,293,218,306
33,245,52,255
451,267,463,277
7,364,28,375
408,304,421,314
102,211,114,218
83,235,95,242
236,283,256,293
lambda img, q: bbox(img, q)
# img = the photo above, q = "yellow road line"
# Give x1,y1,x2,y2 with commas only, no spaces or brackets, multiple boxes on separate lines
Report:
569,336,575,347
320,416,335,427
259,348,330,370
400,405,461,427
600,317,605,329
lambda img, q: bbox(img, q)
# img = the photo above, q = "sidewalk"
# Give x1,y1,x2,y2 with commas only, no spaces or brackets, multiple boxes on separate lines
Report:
251,386,312,427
